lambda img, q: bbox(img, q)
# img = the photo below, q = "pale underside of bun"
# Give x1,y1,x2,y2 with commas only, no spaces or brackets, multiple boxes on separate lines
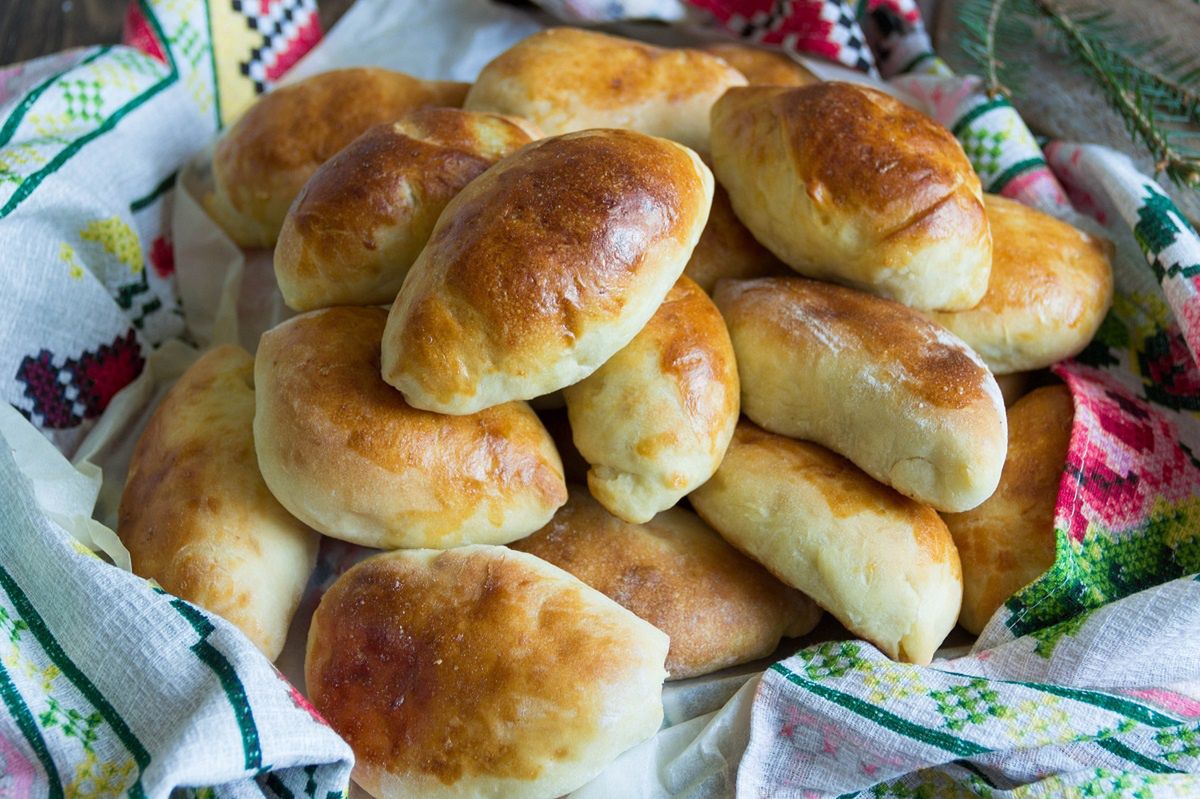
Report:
564,276,740,523
689,422,962,665
714,276,1008,513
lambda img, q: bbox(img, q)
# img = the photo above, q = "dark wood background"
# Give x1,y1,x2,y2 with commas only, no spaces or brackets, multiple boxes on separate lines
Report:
0,0,357,66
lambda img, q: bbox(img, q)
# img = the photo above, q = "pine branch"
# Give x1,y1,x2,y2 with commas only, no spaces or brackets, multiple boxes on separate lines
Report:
1035,0,1200,187
957,0,1200,189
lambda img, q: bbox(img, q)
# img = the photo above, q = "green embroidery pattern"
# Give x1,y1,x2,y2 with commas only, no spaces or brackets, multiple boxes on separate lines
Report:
930,680,1012,731
0,45,176,219
0,564,149,799
168,598,262,772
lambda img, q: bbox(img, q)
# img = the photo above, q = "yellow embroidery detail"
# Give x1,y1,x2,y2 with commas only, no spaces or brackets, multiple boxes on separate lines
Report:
80,217,143,274
60,243,85,280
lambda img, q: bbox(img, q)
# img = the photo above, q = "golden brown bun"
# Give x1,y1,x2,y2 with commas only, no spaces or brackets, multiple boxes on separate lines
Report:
689,422,962,665
683,183,788,294
714,277,1007,512
942,385,1070,634
701,43,819,86
254,307,567,549
207,69,469,247
927,194,1114,374
995,370,1038,406
563,276,739,523
381,129,713,415
710,83,991,311
274,109,537,311
306,545,668,799
512,488,821,679
464,28,747,153
118,346,318,659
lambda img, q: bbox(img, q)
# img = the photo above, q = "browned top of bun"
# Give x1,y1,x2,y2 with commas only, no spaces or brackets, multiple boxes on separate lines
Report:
120,347,262,581
118,345,316,656
512,488,816,678
731,422,957,566
386,128,711,408
428,130,696,345
257,307,565,535
716,83,978,242
970,194,1113,326
306,547,665,784
282,110,534,290
648,276,740,445
503,29,728,109
702,43,819,86
714,277,992,410
212,68,468,236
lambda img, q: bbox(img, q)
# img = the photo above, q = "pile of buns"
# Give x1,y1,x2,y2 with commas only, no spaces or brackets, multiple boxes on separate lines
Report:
118,27,1111,799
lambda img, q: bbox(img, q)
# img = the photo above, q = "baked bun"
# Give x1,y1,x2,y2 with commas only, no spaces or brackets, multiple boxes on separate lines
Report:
689,422,962,665
512,488,821,679
207,68,469,247
710,83,991,311
701,43,819,86
926,194,1114,374
306,545,668,799
381,129,713,415
463,28,746,153
562,276,738,522
274,109,537,311
942,385,1070,633
119,346,318,659
254,307,567,548
714,277,1006,513
683,183,788,294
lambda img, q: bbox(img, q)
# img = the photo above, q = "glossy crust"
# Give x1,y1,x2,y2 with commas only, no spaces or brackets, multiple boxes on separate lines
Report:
274,109,537,311
563,276,739,522
306,546,668,799
118,346,318,660
464,28,747,152
512,488,821,679
207,68,469,247
942,385,1071,633
689,422,962,665
254,307,567,548
381,129,713,415
710,83,991,311
701,43,819,86
927,195,1114,374
683,183,788,294
714,277,1007,512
